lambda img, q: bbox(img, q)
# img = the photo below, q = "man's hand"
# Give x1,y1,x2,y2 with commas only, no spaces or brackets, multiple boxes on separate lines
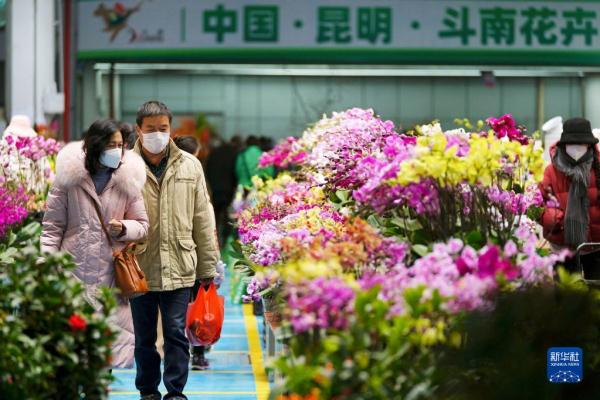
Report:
198,277,214,289
194,278,215,293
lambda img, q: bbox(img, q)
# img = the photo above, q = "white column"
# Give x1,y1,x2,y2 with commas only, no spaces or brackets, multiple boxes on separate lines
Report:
6,0,35,121
584,75,600,130
6,0,56,125
34,0,56,125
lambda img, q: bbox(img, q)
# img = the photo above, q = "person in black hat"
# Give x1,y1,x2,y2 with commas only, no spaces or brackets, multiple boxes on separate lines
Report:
540,117,600,278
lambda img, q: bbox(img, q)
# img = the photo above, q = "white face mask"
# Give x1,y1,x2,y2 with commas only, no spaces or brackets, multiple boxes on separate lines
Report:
99,147,122,169
565,144,589,161
142,131,170,154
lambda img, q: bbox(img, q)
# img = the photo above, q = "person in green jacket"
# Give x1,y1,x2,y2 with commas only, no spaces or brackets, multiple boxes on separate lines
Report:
235,135,275,188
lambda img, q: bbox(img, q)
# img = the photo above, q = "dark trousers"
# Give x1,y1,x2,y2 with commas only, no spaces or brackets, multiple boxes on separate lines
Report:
130,287,192,399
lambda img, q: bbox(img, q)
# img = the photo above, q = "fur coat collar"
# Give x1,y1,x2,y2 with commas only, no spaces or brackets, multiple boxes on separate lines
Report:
54,141,146,198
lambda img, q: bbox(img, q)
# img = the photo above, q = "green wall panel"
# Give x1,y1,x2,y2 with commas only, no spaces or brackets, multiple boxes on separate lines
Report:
77,67,584,141
466,78,502,124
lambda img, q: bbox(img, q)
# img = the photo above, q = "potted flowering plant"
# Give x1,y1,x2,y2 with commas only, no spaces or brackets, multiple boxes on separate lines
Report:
0,223,116,399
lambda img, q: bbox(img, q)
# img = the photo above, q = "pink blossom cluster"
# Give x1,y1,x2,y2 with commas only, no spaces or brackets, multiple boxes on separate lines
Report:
238,192,406,269
0,182,29,239
1,135,61,212
237,181,320,266
285,227,568,334
486,184,544,215
258,136,307,168
359,228,568,316
5,135,61,161
337,128,444,214
287,277,355,333
486,114,530,145
294,108,401,190
445,131,471,156
242,276,271,303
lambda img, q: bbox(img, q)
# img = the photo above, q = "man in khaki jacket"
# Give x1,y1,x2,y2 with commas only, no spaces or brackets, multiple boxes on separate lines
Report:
130,101,218,400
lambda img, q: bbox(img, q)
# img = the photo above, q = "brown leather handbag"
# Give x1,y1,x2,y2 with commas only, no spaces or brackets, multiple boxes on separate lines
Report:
90,198,149,298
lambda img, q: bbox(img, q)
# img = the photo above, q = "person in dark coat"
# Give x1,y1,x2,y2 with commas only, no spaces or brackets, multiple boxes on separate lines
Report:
540,117,600,278
206,136,241,247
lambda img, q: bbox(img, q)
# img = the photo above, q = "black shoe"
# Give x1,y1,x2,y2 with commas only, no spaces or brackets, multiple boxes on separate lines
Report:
140,395,161,400
191,353,209,370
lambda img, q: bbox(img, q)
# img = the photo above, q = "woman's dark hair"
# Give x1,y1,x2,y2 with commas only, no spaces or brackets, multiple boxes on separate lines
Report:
83,119,121,175
246,135,260,147
174,135,200,156
259,136,274,152
120,122,137,149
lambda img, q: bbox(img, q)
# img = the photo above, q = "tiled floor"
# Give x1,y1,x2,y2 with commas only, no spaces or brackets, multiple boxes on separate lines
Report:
109,278,269,400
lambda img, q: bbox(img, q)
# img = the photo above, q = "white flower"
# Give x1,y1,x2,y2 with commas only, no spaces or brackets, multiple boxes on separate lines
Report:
419,123,443,136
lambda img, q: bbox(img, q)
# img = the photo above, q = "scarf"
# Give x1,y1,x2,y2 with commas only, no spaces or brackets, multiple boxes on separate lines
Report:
552,146,594,247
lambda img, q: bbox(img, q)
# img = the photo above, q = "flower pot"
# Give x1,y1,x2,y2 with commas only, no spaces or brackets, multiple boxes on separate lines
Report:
263,310,282,329
262,296,283,330
253,299,264,316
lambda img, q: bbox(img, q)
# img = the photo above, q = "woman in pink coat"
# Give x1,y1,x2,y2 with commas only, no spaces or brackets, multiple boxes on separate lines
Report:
41,119,149,368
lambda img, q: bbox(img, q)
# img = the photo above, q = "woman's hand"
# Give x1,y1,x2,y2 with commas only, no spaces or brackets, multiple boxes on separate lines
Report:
544,186,560,207
108,219,123,236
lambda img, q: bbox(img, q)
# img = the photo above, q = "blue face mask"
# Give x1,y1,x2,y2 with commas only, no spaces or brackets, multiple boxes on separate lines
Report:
100,148,122,169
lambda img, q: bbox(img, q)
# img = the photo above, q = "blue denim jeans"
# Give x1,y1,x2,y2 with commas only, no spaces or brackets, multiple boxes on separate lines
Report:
130,287,192,399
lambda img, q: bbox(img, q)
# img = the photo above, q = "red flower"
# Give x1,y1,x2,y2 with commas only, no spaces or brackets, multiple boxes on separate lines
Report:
68,314,87,332
114,3,126,15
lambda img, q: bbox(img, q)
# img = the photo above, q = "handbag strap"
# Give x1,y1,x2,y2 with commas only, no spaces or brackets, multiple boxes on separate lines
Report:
85,191,116,251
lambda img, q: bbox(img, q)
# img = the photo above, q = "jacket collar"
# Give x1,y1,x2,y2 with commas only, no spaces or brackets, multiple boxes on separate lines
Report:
134,139,183,185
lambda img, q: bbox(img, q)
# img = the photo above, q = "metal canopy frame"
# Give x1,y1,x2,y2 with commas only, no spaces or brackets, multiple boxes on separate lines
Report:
91,63,595,78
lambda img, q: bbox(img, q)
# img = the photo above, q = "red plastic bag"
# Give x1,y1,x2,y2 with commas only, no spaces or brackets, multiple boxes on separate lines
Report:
186,283,225,346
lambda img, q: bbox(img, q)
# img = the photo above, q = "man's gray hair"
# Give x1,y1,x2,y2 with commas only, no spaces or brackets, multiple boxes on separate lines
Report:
136,100,173,126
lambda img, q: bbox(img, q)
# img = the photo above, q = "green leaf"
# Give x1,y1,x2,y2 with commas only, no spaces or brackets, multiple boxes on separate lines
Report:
405,382,433,400
412,244,430,258
411,229,430,246
512,183,524,194
465,230,485,249
403,286,425,312
367,214,382,229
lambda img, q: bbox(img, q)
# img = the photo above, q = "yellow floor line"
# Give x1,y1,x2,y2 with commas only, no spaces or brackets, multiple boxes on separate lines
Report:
210,350,249,354
243,303,270,400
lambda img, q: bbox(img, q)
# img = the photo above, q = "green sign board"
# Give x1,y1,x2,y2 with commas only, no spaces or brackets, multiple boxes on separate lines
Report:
77,0,600,66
